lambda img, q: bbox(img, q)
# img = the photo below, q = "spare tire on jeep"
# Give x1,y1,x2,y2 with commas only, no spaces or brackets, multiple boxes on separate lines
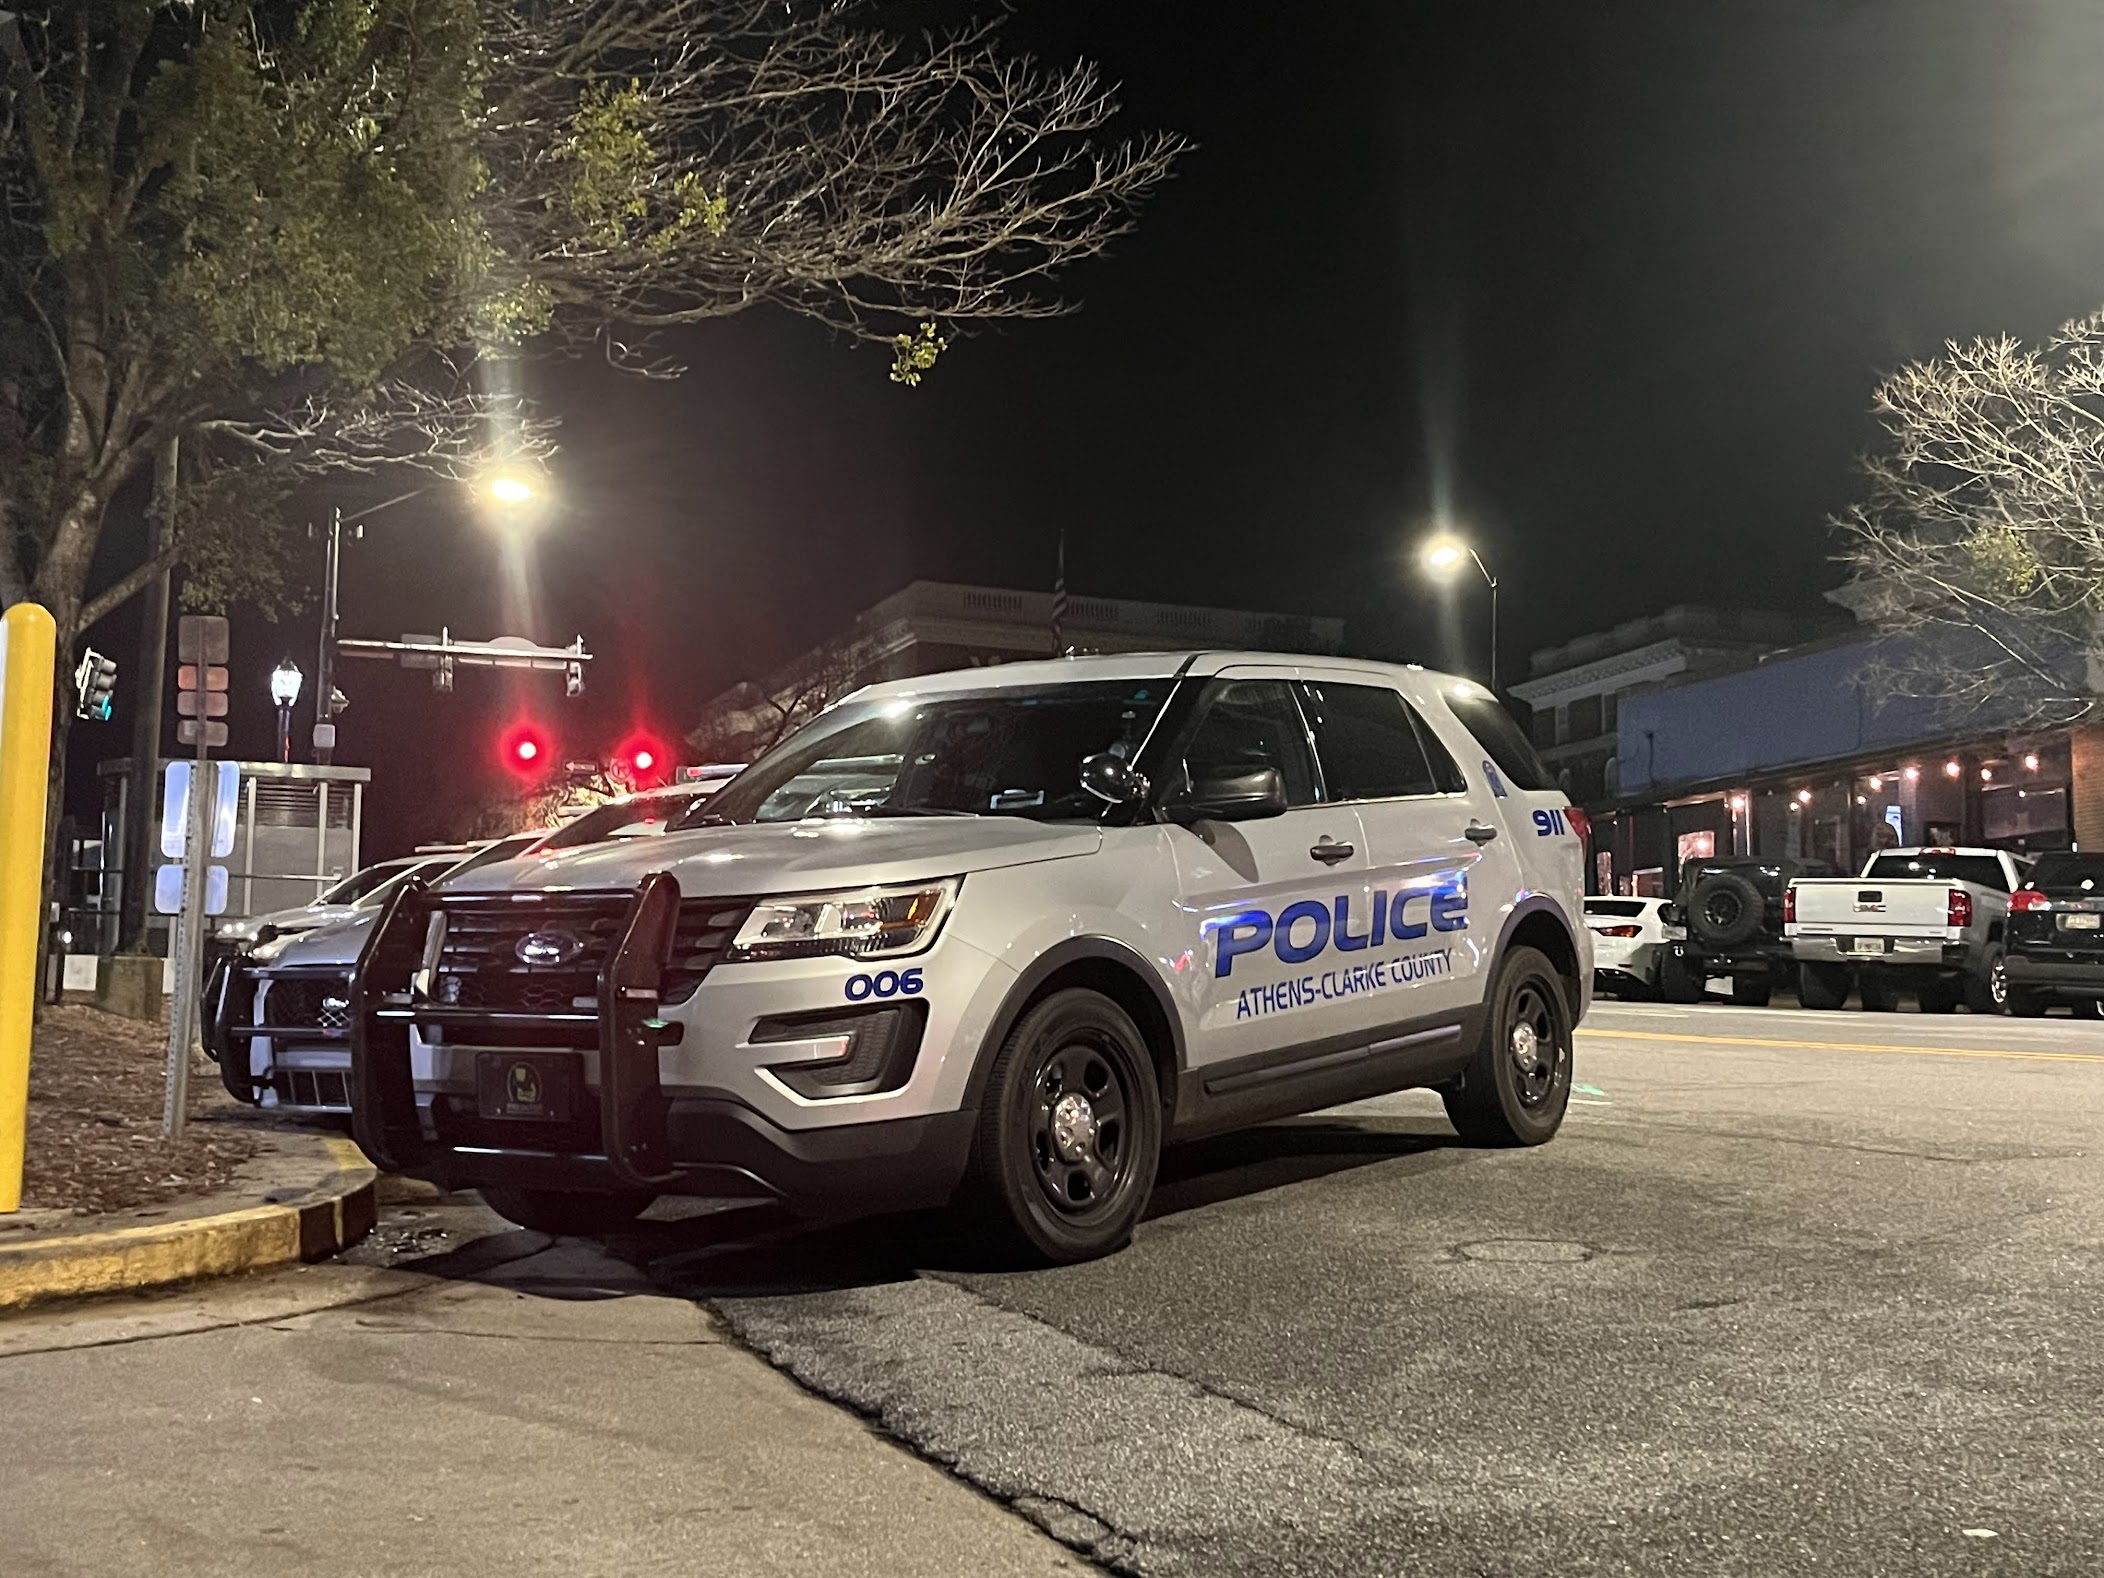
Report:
1686,869,1766,950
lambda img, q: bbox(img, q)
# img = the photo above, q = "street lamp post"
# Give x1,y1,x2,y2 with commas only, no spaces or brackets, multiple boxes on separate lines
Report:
1418,532,1500,691
309,467,544,763
270,659,304,764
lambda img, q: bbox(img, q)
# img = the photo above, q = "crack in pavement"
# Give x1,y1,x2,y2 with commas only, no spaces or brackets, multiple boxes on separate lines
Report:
713,1275,1385,1575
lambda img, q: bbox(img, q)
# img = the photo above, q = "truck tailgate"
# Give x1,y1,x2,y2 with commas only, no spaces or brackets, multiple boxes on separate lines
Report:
1789,878,1952,937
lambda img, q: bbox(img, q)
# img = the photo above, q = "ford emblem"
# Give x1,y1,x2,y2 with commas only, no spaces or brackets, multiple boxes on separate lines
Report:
515,928,584,967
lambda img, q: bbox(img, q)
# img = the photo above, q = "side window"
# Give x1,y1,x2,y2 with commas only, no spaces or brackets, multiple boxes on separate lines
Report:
1407,702,1469,792
1177,680,1320,808
1443,689,1558,791
1300,682,1441,800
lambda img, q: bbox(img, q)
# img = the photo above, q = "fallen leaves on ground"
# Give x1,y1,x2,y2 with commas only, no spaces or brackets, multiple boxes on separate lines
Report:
20,1006,264,1215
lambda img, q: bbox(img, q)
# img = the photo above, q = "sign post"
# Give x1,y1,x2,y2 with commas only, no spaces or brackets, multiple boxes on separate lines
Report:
163,615,229,1140
0,602,57,1213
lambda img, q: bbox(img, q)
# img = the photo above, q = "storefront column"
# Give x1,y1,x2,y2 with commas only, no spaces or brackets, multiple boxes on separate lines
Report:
2072,724,2104,852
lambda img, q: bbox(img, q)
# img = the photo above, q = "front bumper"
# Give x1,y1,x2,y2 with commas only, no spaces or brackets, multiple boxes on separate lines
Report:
348,874,986,1216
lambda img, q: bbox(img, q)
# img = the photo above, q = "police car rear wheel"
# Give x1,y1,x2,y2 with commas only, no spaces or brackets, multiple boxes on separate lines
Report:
965,988,1162,1264
1443,946,1573,1147
479,1186,653,1237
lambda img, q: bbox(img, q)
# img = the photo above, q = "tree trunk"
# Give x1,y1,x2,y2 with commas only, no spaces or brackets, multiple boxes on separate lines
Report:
27,490,107,1019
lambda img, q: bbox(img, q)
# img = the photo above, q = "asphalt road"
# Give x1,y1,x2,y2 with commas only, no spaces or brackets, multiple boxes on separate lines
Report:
7,999,2103,1576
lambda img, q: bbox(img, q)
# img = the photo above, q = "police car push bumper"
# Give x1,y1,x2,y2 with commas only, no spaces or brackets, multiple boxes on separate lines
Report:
347,871,982,1212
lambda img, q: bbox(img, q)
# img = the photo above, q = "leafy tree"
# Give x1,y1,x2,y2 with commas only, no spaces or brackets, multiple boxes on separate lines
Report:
1836,312,2104,723
0,0,1182,642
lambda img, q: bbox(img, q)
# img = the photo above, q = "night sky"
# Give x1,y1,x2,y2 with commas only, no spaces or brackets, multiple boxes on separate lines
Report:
67,0,2104,860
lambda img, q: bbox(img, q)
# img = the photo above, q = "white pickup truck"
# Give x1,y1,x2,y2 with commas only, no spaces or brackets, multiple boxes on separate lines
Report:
1784,847,2029,1013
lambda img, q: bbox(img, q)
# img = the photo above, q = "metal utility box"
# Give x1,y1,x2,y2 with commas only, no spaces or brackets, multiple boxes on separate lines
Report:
90,759,372,952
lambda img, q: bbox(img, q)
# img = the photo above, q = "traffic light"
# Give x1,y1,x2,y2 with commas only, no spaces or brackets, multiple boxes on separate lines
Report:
174,615,229,749
500,720,552,776
73,648,117,722
615,731,670,787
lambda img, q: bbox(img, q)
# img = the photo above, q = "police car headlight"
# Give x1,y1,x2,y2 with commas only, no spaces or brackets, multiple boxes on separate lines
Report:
728,879,957,963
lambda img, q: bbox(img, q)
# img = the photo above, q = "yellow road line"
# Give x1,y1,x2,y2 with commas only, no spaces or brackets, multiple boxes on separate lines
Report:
1579,1026,2104,1066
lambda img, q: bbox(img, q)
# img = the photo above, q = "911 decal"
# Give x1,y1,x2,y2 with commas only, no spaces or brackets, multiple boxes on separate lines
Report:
845,967,924,1001
1533,808,1574,836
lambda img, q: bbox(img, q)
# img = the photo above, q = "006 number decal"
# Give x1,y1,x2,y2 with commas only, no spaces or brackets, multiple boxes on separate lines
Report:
844,968,924,1001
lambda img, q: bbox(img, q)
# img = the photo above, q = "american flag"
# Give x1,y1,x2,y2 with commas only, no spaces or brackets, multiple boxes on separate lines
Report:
1051,530,1068,654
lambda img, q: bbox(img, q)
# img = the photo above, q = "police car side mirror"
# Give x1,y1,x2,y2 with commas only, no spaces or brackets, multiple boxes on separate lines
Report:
1171,766,1288,823
1078,752,1149,807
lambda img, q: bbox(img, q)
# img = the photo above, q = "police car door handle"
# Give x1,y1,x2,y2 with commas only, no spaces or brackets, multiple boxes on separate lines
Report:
1309,836,1355,864
1464,821,1500,845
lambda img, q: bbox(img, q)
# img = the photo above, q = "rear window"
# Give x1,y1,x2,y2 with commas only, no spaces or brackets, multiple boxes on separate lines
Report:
1862,852,2010,891
2024,853,2104,892
1442,689,1557,792
1584,899,1647,918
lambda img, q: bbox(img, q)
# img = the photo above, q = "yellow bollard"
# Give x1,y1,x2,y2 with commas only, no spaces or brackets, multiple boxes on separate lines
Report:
0,602,57,1213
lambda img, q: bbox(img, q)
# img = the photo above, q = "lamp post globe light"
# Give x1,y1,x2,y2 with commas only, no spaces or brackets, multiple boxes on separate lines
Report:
1417,531,1500,691
270,659,303,764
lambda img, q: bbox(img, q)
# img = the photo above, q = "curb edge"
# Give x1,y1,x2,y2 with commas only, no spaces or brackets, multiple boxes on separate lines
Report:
0,1136,378,1313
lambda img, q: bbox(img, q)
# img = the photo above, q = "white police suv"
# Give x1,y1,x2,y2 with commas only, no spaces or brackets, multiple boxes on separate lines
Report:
346,654,1590,1262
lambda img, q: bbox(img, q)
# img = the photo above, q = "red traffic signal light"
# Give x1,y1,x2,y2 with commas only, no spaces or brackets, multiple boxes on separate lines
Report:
500,721,552,776
615,731,670,786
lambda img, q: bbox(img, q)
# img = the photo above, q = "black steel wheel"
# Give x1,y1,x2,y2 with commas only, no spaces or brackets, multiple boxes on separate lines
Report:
1444,945,1574,1147
963,988,1162,1264
479,1186,654,1237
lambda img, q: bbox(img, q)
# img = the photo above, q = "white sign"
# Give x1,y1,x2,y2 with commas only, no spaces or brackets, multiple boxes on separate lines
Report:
160,761,241,859
154,862,228,917
61,954,98,992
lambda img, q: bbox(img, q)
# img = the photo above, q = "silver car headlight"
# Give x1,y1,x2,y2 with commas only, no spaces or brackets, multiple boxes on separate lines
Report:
727,878,957,963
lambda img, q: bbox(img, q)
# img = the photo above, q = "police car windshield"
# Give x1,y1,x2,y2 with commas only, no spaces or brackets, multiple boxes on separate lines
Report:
681,680,1173,826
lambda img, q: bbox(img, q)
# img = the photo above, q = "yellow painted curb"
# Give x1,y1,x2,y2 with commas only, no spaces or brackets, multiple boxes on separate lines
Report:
0,1136,377,1313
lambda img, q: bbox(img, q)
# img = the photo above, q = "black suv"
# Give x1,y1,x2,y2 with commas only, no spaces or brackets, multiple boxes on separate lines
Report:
2004,851,2104,1018
1659,856,1839,1007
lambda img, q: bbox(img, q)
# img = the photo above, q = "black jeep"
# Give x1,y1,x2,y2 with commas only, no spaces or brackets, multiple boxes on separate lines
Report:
1659,855,1839,1007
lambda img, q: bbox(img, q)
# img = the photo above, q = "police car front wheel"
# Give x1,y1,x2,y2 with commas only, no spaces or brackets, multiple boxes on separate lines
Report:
1443,945,1574,1147
964,987,1163,1265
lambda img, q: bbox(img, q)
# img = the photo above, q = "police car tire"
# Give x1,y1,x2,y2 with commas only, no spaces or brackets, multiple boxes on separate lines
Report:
1442,946,1573,1148
480,1186,653,1237
963,988,1162,1265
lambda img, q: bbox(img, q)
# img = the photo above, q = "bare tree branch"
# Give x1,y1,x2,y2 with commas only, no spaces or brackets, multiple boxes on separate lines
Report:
1835,310,2104,725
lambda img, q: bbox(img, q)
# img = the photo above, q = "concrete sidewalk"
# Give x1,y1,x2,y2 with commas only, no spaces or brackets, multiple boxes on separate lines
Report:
0,1217,1091,1578
0,1126,375,1311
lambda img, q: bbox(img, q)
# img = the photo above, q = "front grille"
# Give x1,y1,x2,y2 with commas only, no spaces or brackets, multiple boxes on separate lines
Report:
664,900,749,1002
430,892,749,1011
266,975,352,1031
272,1069,351,1111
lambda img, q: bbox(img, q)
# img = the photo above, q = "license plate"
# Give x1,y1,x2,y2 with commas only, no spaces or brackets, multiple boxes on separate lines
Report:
1843,938,1891,955
2059,913,2102,931
476,1052,577,1121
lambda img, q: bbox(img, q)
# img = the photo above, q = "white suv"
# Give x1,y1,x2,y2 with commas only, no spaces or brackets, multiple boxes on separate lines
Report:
347,654,1590,1262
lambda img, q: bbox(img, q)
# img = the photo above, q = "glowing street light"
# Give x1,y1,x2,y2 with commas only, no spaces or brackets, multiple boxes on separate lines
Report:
484,471,536,507
270,659,303,763
1417,531,1500,690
